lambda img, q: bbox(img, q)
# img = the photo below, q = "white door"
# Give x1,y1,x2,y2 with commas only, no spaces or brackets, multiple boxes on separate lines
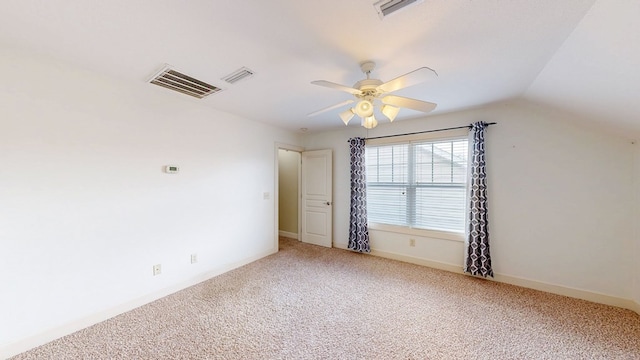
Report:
301,149,333,247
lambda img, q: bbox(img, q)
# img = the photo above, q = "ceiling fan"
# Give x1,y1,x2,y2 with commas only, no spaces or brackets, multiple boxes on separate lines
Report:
308,61,438,129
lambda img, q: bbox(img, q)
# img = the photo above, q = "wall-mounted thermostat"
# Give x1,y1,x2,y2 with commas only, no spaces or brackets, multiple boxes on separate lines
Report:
164,165,180,174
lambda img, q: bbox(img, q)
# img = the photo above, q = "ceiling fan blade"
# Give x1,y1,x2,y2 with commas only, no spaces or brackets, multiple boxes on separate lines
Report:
376,67,438,94
311,80,362,95
307,99,355,117
382,95,437,113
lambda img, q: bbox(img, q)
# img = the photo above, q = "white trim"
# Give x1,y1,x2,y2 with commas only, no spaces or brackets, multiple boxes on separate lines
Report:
333,242,462,274
368,223,464,242
278,230,299,240
297,152,302,240
333,243,462,274
333,244,640,315
0,249,275,359
371,248,463,274
492,273,638,313
633,143,640,317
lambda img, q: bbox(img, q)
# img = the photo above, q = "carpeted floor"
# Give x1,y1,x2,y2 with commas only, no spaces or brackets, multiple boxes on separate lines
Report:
12,237,640,359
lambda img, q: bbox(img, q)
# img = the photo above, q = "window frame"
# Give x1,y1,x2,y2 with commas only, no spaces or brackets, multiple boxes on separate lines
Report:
365,128,469,242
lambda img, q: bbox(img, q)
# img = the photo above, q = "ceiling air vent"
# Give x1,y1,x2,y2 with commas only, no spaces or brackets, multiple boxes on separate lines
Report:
373,0,424,19
222,67,255,84
149,65,222,99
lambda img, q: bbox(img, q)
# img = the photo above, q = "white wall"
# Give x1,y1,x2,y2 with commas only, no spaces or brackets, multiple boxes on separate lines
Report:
278,149,299,235
304,100,635,307
0,47,301,356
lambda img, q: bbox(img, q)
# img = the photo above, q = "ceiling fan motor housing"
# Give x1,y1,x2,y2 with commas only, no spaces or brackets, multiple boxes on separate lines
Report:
309,61,437,126
354,79,383,100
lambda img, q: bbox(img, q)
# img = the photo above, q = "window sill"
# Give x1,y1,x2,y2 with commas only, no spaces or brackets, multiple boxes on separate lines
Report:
367,223,465,242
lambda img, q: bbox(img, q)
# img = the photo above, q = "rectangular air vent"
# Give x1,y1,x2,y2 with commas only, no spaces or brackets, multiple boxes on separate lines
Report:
222,67,254,84
373,0,424,19
149,65,222,99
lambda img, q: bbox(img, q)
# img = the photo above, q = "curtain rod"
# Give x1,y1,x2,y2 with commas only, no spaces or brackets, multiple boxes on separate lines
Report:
348,122,497,142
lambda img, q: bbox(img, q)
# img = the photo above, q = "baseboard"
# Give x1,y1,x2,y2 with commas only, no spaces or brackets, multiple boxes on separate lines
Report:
630,299,640,315
333,242,349,250
334,243,640,316
0,248,276,360
369,248,463,275
492,273,638,313
334,242,463,274
278,230,298,240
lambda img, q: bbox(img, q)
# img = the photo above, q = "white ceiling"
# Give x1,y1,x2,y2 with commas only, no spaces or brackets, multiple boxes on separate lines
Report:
525,0,640,138
1,0,637,136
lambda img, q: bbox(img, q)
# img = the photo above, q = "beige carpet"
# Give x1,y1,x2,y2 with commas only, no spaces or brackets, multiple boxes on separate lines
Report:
12,237,640,359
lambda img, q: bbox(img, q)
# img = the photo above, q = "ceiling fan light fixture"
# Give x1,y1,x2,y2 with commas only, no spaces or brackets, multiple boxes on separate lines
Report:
339,108,355,125
362,115,378,129
381,104,400,122
354,100,374,118
309,61,438,128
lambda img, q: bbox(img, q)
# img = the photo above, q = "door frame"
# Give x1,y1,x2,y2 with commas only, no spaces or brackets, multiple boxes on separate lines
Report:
274,142,304,252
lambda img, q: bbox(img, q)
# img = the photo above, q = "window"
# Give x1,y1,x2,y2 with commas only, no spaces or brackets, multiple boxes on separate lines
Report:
366,135,468,233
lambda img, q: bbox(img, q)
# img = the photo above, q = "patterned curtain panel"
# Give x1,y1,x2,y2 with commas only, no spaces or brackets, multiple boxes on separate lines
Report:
348,137,370,253
465,121,493,277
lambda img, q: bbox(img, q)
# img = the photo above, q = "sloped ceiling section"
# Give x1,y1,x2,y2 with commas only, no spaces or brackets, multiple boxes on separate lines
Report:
5,0,639,135
525,0,640,138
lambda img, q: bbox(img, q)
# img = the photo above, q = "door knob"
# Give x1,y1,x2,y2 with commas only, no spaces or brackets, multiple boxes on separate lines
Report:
326,201,332,206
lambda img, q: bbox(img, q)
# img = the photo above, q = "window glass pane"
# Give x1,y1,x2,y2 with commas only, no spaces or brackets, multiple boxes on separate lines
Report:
415,140,468,184
365,147,380,182
414,185,466,232
366,137,468,232
366,144,408,183
376,146,393,182
414,143,433,183
391,145,408,183
451,140,468,183
367,185,407,226
432,142,451,183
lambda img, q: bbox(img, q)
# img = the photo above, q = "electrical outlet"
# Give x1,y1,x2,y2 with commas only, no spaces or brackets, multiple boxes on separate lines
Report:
409,238,416,247
191,254,198,264
153,264,161,276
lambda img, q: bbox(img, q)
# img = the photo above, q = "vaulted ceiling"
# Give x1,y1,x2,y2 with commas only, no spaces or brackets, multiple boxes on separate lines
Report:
1,0,638,137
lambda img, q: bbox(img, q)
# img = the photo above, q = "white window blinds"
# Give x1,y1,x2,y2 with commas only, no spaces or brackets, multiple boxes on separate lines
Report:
365,136,469,233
